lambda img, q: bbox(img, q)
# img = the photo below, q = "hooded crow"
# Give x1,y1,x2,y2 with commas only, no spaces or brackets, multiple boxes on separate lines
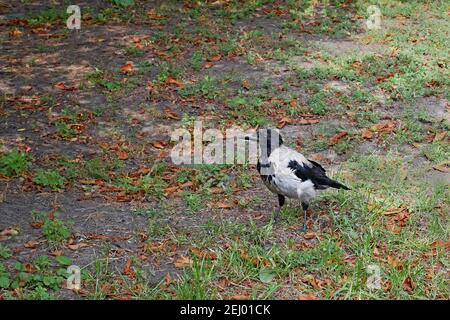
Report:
243,128,350,231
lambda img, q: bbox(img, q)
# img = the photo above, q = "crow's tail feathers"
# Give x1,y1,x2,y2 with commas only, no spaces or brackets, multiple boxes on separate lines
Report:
326,178,351,190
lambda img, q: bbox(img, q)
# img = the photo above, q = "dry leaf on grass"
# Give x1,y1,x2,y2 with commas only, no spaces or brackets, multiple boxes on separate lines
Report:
433,131,446,142
298,293,318,300
175,256,193,268
166,77,183,87
209,55,222,62
67,242,90,250
277,117,290,129
226,294,250,300
164,109,180,120
121,63,134,74
361,128,374,139
329,132,348,146
209,187,224,194
123,259,135,277
432,161,450,173
370,121,396,133
116,151,129,160
387,255,403,270
191,248,217,260
54,82,75,91
151,141,167,149
210,202,233,209
0,228,19,240
403,276,415,294
303,232,316,240
164,186,178,194
24,239,43,249
298,118,320,125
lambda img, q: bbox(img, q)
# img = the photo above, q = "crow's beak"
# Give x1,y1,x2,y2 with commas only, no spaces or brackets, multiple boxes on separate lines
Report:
239,133,258,141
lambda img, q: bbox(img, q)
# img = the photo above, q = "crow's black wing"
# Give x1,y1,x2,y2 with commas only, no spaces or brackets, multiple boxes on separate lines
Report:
288,160,329,189
308,159,326,173
287,160,350,190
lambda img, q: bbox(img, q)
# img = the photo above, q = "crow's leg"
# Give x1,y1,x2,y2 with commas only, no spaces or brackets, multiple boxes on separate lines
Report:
300,202,309,232
274,194,285,223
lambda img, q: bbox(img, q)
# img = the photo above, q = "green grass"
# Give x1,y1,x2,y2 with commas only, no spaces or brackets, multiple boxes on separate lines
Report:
178,76,218,98
55,121,77,138
33,170,65,190
25,7,68,26
0,244,12,260
32,211,71,243
42,217,70,243
0,149,29,177
0,254,72,299
422,142,450,163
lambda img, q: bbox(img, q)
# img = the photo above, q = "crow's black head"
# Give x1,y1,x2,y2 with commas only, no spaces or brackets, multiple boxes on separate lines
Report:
257,128,283,158
257,128,283,144
242,128,284,158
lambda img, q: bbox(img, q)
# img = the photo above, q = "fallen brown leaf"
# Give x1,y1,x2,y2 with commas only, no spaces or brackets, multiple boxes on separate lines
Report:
174,256,193,268
403,276,415,294
303,274,322,290
165,109,180,120
67,242,90,250
387,255,403,270
165,272,172,286
121,63,134,74
151,141,166,149
54,82,76,91
242,80,250,90
24,239,43,249
298,118,320,125
49,249,64,256
211,202,233,209
123,259,135,278
303,232,316,240
361,128,374,139
179,181,193,188
166,77,183,87
9,29,23,37
0,228,19,241
298,293,318,300
432,161,450,173
191,248,217,260
164,186,178,194
116,151,129,160
431,240,450,250
277,118,290,129
144,242,165,252
209,55,222,62
209,187,224,194
329,132,348,146
370,121,396,133
0,228,19,239
433,131,446,142
384,207,407,215
226,294,250,300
